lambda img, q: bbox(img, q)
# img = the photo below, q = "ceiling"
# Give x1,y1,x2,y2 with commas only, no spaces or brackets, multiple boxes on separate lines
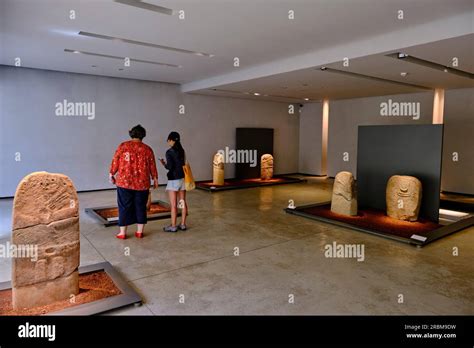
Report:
1,0,473,102
199,34,474,102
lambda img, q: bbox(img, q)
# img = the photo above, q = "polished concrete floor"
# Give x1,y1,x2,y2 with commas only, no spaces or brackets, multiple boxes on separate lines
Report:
0,177,473,315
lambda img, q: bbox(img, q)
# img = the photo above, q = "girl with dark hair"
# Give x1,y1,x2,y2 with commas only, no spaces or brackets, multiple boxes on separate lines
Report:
109,124,158,239
159,131,188,232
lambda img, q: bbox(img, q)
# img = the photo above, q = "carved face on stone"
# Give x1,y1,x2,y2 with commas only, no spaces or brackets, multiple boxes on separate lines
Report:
386,175,422,222
333,171,355,201
213,153,224,170
260,154,274,180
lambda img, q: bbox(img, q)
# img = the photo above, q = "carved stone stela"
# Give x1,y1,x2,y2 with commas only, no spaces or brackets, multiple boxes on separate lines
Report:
11,172,80,309
386,175,422,222
331,171,358,216
212,152,225,185
260,154,274,180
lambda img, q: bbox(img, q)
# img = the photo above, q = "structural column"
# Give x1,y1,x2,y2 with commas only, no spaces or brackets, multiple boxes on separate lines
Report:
432,88,445,124
321,98,330,175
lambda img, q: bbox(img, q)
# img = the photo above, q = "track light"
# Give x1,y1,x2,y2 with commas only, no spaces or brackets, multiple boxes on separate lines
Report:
388,53,474,80
319,66,430,90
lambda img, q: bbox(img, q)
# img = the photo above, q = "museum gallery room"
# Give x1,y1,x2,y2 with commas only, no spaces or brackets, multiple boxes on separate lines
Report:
0,0,473,317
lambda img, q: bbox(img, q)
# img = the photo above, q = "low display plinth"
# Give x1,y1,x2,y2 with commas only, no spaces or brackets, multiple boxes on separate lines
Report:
0,262,141,315
285,202,474,246
196,175,304,192
85,200,177,227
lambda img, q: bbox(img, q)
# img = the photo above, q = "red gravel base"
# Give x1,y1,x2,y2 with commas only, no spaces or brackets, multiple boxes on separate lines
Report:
0,270,122,315
197,177,295,188
96,202,170,219
300,204,441,239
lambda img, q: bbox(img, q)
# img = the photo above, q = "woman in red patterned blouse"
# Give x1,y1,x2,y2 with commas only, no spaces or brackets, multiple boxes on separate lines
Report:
109,125,158,239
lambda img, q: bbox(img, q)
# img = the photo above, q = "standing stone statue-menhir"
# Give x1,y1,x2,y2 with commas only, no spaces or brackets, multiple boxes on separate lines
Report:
260,154,274,180
386,175,422,222
11,171,80,309
330,171,358,216
212,152,225,185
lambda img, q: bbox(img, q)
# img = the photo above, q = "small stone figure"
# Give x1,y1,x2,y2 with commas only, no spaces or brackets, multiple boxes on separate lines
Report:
11,172,80,309
260,154,274,180
213,152,225,185
386,175,422,222
330,171,358,216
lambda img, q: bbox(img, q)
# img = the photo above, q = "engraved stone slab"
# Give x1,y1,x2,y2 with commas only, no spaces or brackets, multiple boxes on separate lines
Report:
386,175,422,222
331,171,358,216
11,172,80,309
260,154,274,180
213,152,225,185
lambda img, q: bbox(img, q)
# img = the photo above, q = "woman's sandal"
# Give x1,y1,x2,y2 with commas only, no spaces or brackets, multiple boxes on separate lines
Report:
116,233,126,240
135,231,144,238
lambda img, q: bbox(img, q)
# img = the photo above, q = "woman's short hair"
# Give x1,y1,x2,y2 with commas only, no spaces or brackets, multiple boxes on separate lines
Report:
129,125,146,140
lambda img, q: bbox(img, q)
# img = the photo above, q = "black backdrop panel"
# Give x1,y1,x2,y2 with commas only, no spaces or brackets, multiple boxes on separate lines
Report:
236,128,274,179
357,124,444,222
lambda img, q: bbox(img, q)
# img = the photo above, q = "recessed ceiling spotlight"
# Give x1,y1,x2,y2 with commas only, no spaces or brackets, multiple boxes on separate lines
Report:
320,66,327,71
304,98,310,101
398,53,409,59
78,31,214,58
253,92,261,96
64,49,181,68
443,68,449,73
114,0,174,15
400,72,408,77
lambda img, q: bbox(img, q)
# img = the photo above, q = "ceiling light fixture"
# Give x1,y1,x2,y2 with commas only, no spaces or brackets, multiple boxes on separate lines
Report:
400,72,408,77
114,0,174,15
253,92,261,96
388,52,474,79
78,31,214,58
319,66,431,90
304,98,310,101
64,49,181,68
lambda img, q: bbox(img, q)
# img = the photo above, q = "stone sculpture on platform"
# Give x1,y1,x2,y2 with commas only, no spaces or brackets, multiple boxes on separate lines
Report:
213,152,225,185
330,171,358,216
260,154,274,180
386,175,422,222
11,172,80,309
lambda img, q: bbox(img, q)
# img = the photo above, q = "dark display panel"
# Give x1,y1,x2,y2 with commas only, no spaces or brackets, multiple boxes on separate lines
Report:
235,128,274,179
357,124,444,222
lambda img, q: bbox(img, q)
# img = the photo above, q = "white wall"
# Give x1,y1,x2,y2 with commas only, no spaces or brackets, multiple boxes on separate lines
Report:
0,66,299,197
327,91,434,178
442,88,474,195
298,102,322,175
